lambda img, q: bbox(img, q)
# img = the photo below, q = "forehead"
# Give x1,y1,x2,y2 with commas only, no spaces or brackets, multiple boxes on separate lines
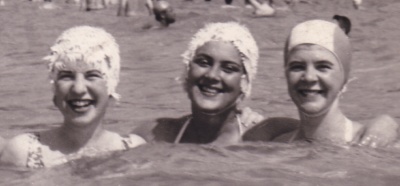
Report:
288,44,339,64
55,59,106,73
194,41,241,63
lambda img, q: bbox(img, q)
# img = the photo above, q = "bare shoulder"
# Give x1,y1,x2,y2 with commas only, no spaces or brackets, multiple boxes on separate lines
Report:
353,115,399,147
1,133,35,167
243,117,299,142
127,134,146,148
361,115,398,136
131,115,190,143
130,120,159,141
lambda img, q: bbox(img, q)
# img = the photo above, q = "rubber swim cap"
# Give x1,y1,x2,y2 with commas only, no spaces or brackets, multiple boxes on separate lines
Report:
285,19,352,83
181,22,259,97
43,26,121,100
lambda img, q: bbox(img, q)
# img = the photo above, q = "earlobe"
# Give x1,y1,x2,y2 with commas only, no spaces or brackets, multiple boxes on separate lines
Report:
240,75,249,97
339,83,348,97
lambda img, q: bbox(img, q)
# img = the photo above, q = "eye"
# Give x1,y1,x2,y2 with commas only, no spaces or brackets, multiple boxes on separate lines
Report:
57,71,74,81
315,61,333,72
221,62,242,74
85,70,104,80
287,62,306,72
193,56,211,68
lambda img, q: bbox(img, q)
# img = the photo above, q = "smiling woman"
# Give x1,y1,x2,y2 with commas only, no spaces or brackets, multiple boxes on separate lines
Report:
133,22,270,145
272,20,399,145
0,26,146,168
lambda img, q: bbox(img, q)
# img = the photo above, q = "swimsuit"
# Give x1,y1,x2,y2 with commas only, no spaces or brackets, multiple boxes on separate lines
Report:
24,133,143,168
174,114,243,144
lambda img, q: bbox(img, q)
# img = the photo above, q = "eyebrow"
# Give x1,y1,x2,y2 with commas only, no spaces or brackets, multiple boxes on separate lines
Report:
86,70,102,73
58,70,73,74
315,60,334,65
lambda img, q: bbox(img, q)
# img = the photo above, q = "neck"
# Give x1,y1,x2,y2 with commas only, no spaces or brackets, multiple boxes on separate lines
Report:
58,117,105,149
299,99,350,144
190,106,238,143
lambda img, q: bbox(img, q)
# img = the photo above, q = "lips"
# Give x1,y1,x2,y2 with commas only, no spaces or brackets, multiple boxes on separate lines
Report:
67,99,94,112
298,89,324,97
199,84,222,97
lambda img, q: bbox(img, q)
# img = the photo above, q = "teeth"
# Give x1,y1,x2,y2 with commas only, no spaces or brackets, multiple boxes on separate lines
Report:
70,100,91,107
300,90,322,96
201,86,220,94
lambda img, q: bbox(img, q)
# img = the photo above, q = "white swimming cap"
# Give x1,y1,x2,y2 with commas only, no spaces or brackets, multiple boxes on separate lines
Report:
181,22,259,97
44,26,121,100
285,19,352,83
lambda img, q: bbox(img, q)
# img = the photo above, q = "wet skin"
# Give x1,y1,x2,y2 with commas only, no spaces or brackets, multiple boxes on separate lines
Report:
285,44,345,115
187,41,246,114
53,67,109,127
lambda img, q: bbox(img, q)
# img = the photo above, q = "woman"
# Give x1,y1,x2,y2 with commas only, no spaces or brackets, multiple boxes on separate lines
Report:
0,26,145,168
273,19,398,145
133,22,279,145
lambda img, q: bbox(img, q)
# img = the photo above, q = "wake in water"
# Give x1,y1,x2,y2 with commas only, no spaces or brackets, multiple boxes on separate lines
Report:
3,142,400,186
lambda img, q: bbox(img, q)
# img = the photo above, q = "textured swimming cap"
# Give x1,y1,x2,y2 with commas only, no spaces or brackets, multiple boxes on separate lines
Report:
285,19,352,82
181,22,259,97
44,26,121,100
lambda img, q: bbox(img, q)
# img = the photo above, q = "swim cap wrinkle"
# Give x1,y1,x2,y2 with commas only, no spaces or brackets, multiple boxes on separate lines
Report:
181,22,259,97
44,26,121,100
285,20,352,83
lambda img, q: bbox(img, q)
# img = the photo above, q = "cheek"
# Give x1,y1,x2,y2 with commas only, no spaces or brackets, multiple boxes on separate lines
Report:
53,82,69,97
186,65,206,86
225,75,243,93
286,72,301,88
324,71,345,91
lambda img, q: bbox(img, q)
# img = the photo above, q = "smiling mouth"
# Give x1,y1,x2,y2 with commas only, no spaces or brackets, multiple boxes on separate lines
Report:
67,100,94,112
298,90,324,97
199,85,222,96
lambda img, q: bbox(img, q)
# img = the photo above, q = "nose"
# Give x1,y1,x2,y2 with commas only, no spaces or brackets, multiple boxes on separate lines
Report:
204,66,221,82
303,66,318,82
71,75,87,95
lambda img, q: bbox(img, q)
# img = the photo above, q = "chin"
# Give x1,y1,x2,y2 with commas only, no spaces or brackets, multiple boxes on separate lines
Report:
299,103,326,116
67,114,99,127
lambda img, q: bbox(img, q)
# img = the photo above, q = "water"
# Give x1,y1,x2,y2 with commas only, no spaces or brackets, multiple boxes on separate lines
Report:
0,0,399,185
1,142,400,185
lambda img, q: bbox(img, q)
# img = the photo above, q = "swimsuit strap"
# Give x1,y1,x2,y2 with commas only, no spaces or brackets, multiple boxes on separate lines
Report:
235,114,244,136
122,137,131,150
26,133,45,168
344,117,353,143
174,116,192,144
288,129,300,143
174,114,243,144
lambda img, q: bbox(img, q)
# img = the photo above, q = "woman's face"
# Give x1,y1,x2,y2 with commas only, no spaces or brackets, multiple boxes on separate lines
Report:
285,44,345,115
53,63,109,126
187,41,245,114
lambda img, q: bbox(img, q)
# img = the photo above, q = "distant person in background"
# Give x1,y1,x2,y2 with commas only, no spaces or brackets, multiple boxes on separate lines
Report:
118,0,176,28
82,0,107,11
152,0,175,27
352,0,362,9
248,0,275,17
0,26,145,168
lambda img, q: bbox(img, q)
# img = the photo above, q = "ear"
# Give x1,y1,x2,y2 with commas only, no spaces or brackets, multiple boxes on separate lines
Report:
338,82,348,97
240,75,249,98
